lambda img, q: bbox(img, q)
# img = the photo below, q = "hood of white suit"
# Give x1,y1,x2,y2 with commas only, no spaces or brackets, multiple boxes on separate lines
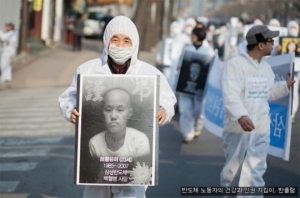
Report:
253,19,263,25
102,16,139,67
185,17,196,27
170,21,182,37
287,20,299,37
269,19,280,27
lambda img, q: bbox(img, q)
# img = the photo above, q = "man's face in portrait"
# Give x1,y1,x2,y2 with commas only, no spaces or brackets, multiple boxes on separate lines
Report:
103,89,133,133
190,63,201,81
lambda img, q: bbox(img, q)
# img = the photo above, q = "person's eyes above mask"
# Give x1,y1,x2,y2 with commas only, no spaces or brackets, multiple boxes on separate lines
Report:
124,38,132,45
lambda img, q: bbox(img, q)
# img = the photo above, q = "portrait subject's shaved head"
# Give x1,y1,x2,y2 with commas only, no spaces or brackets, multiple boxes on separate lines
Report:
103,88,133,133
103,88,131,108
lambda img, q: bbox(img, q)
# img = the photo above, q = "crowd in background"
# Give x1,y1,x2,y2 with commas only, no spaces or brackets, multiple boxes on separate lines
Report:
155,15,300,136
157,16,300,64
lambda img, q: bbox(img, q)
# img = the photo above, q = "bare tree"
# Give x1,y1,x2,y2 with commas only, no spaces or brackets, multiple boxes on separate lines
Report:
166,0,175,35
134,0,170,51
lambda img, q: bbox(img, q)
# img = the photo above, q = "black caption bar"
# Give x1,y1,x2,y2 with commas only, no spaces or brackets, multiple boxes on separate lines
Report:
181,187,298,196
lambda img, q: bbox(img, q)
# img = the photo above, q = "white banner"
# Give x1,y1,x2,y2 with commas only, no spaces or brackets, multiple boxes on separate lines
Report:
203,54,294,161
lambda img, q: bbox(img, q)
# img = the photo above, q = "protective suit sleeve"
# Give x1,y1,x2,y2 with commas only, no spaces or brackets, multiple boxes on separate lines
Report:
269,81,290,101
159,73,177,125
221,60,249,121
58,69,79,122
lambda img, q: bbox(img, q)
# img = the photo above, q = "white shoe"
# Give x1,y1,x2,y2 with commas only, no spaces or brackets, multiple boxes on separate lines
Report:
183,137,193,143
194,130,201,137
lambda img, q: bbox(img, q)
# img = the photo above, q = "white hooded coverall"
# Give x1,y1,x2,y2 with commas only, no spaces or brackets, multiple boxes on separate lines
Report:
178,44,214,139
156,21,183,82
58,16,176,198
220,50,290,192
168,21,186,90
0,29,17,82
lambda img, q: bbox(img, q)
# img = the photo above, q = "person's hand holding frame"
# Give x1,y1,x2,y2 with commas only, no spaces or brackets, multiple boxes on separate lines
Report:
156,107,166,125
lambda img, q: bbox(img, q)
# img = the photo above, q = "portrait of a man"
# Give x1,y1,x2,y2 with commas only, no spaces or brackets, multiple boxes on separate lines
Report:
189,62,201,81
176,50,212,97
89,88,151,159
183,62,201,93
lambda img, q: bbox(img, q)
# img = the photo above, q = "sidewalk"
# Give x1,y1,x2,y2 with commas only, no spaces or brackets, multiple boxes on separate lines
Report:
0,39,159,90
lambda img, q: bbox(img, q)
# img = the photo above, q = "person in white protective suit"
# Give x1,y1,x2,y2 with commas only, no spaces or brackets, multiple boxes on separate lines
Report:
253,19,264,25
269,19,280,27
220,25,295,194
177,27,214,143
58,16,176,198
155,20,183,82
287,20,299,38
268,18,281,56
182,17,197,46
0,22,17,82
168,21,187,90
206,23,216,48
217,22,228,60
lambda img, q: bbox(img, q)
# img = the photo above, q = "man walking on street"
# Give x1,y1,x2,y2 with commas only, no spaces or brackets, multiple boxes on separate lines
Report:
177,27,214,143
58,16,176,198
220,25,295,196
72,13,84,51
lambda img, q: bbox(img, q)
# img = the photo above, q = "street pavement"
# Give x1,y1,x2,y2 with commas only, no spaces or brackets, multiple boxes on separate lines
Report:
0,38,299,198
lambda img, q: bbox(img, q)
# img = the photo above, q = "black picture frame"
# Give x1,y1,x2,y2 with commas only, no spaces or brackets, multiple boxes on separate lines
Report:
176,50,213,97
75,74,160,186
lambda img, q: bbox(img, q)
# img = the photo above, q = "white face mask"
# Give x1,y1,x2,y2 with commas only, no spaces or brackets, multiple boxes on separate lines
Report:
108,44,134,65
171,27,182,37
184,27,193,35
289,29,298,37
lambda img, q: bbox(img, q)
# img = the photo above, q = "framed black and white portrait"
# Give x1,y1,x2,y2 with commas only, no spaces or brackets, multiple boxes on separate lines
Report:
75,75,160,186
176,50,213,97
